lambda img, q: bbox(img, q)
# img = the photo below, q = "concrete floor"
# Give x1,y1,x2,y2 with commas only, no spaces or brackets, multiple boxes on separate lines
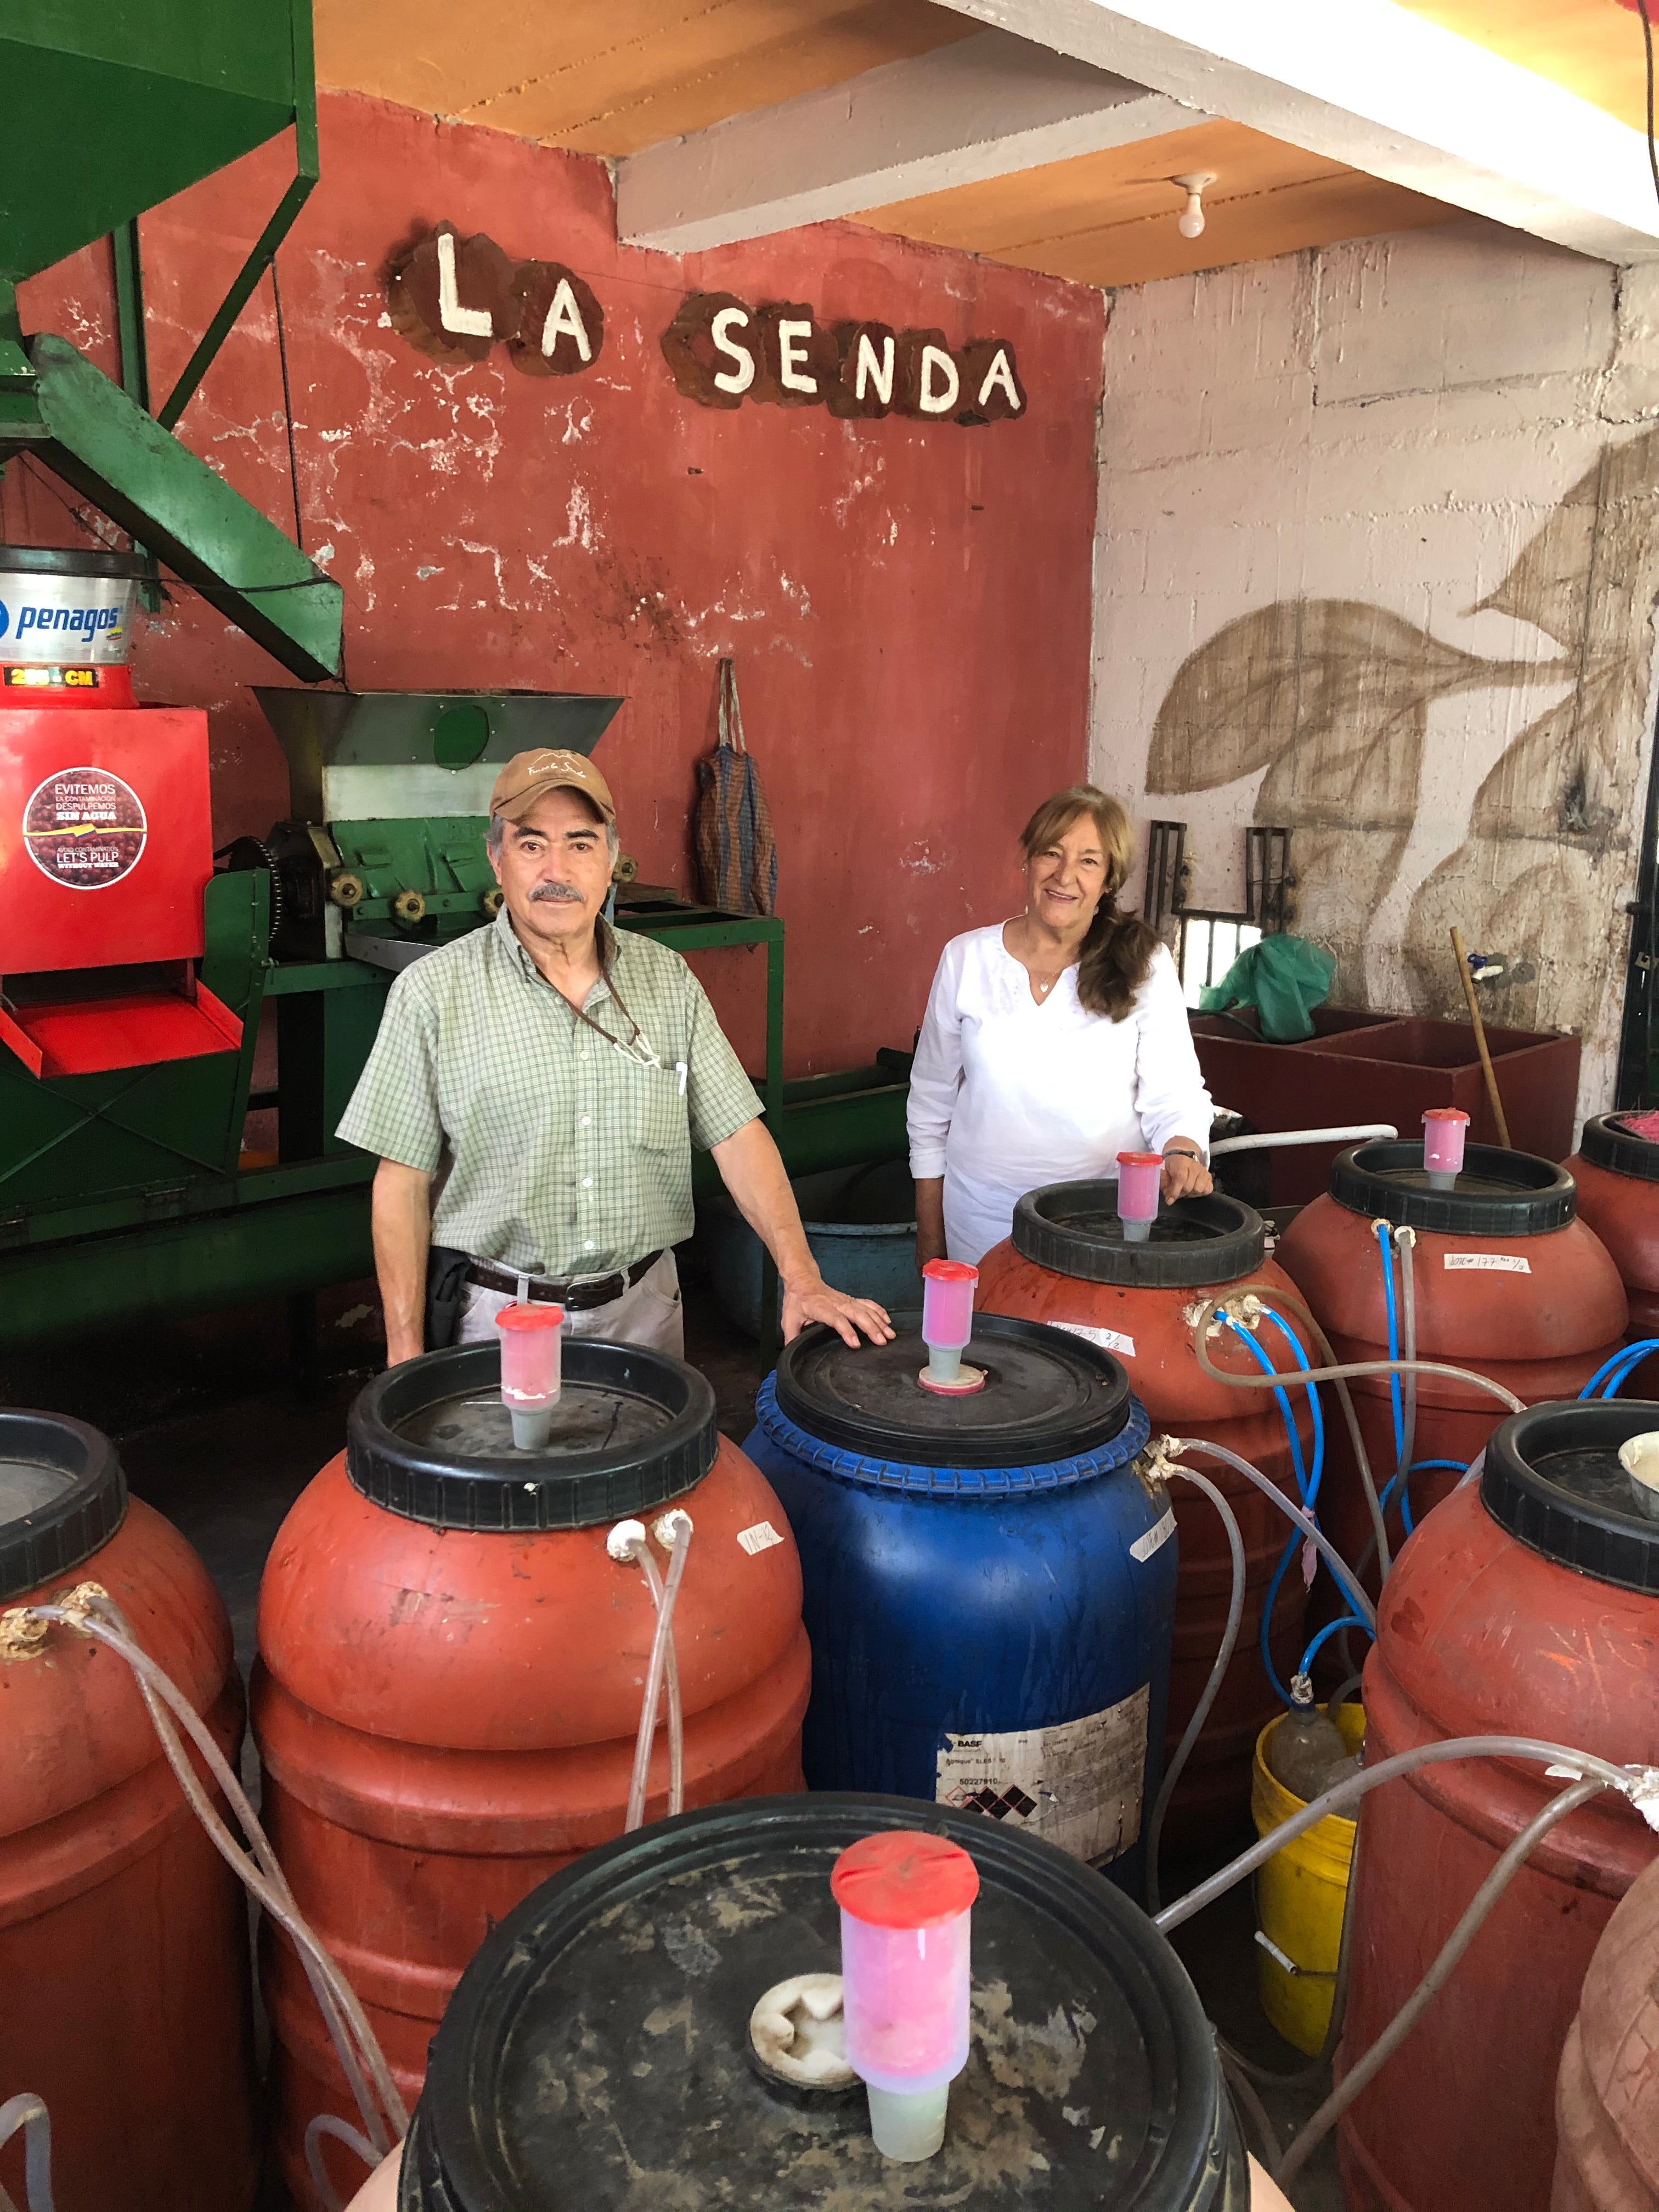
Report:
4,1264,1345,2210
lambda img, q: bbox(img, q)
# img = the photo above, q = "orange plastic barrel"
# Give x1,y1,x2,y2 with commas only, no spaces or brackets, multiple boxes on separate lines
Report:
255,1336,811,2210
1566,1115,1659,1391
1341,1402,1659,2212
977,1185,1313,1832
0,1410,256,2212
1553,1842,1659,2212
1276,1139,1626,1593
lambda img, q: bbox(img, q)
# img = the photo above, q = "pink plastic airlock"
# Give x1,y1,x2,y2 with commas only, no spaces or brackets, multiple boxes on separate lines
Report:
1422,1109,1469,1190
1116,1150,1163,1242
496,1302,566,1448
920,1260,981,1393
832,1830,980,2162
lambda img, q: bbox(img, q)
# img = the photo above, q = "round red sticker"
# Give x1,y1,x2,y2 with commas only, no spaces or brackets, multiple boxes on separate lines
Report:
24,766,148,890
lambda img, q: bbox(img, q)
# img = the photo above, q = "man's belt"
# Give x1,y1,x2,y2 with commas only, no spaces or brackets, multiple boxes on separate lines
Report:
464,1250,664,1312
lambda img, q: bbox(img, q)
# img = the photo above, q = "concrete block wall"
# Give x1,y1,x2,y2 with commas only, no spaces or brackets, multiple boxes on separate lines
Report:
1092,216,1659,1119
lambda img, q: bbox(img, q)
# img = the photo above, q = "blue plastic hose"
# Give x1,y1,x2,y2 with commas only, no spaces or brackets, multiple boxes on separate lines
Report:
1299,1612,1375,1681
1376,1220,1406,1470
1378,1456,1468,1538
1223,1314,1309,1500
1577,1340,1659,1400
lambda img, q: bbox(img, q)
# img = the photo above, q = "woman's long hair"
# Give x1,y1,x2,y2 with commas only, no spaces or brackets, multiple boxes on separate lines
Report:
1020,785,1158,1021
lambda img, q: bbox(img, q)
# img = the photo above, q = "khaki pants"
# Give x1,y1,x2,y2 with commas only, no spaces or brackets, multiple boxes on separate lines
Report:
456,1249,685,1359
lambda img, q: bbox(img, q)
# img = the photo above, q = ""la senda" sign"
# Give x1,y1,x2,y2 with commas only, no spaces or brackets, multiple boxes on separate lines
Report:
388,227,1027,430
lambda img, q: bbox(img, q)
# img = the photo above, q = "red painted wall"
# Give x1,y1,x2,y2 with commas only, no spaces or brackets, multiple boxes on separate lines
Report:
9,92,1104,1076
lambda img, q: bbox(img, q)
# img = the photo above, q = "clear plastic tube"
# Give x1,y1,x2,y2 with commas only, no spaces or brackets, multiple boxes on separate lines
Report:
306,2114,383,2212
1273,1775,1606,2185
1209,1124,1398,1155
1163,1437,1377,1631
1155,1730,1637,1934
1143,1463,1246,1915
4,1594,406,2160
618,1513,693,1832
0,2094,54,2212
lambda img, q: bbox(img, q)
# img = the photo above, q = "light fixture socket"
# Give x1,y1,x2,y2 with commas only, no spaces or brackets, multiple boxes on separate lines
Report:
1172,171,1217,241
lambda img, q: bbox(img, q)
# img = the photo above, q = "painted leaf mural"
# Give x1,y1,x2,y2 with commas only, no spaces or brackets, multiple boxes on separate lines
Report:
1146,424,1659,1041
1148,600,1544,1000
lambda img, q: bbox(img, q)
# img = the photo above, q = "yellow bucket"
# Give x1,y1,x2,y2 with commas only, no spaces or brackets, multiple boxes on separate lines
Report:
1250,1701,1365,2056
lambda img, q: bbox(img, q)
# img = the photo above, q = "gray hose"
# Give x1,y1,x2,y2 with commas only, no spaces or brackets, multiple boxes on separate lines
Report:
1273,1776,1608,2185
1155,1733,1638,1933
12,1595,406,2150
1143,1465,1247,1916
305,2114,385,2212
1219,2050,1282,2169
1162,1438,1378,1631
0,2096,53,2212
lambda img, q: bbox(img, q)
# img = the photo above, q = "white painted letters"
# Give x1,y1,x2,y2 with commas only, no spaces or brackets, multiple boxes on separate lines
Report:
777,319,819,394
919,345,960,415
855,330,896,405
436,229,494,338
540,277,594,363
977,346,1023,413
711,307,757,394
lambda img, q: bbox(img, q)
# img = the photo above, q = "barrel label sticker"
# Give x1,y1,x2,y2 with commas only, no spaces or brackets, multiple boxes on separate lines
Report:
1052,1319,1136,1359
23,766,147,890
1130,1508,1176,1563
1443,1252,1531,1274
936,1684,1149,1865
737,1520,785,1556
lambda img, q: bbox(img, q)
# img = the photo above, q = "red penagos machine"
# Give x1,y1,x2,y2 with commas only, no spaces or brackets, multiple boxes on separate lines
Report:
0,545,241,1076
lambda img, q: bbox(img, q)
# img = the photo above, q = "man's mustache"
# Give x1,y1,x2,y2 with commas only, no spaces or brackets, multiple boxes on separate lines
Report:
529,881,585,904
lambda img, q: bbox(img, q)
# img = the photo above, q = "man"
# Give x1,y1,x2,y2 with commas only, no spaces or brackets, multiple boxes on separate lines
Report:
338,746,895,1362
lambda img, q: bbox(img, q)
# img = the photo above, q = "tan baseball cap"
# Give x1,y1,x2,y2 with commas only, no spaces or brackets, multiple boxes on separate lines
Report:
489,748,615,823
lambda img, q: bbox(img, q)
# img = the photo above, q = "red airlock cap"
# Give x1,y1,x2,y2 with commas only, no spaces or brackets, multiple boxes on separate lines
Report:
922,1260,978,1284
495,1302,566,1331
831,1831,981,1928
1117,1150,1163,1168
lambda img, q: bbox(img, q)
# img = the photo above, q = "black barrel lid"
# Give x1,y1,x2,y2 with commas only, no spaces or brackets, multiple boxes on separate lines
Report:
773,1313,1132,1470
1013,1182,1266,1288
347,1340,718,1532
0,1409,126,1604
1329,1139,1576,1235
1481,1400,1659,1593
1579,1113,1659,1186
403,1793,1245,2212
0,544,148,580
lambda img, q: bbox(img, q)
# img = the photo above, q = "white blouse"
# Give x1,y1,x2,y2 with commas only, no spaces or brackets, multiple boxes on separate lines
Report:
907,925,1214,1265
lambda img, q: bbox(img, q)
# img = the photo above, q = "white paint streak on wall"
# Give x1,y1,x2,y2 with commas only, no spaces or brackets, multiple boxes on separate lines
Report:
1091,217,1659,1118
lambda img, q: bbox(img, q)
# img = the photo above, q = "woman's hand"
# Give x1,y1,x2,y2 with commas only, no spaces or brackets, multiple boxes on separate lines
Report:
1160,1144,1212,1202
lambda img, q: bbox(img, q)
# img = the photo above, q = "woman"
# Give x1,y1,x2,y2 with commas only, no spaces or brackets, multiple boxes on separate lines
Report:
910,784,1214,1267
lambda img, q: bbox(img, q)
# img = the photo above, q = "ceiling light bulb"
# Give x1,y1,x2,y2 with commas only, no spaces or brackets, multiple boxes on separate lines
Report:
1172,172,1217,242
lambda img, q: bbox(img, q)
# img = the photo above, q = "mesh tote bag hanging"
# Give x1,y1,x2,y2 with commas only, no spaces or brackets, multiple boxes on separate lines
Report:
695,657,778,916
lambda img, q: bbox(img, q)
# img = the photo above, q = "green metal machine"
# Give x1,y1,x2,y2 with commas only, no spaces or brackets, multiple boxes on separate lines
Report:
0,3,909,1350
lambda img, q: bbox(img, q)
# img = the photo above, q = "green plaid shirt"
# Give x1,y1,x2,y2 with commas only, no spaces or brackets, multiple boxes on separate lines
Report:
337,911,760,1276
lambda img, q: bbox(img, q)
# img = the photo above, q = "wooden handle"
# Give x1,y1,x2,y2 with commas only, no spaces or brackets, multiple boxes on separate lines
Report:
1450,925,1511,1148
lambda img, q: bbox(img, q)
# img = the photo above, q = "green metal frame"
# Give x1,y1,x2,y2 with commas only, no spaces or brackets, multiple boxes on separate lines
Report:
2,335,342,679
157,1,318,432
0,881,909,1351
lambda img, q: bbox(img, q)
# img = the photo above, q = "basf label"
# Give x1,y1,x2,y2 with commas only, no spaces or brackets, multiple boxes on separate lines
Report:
24,767,148,889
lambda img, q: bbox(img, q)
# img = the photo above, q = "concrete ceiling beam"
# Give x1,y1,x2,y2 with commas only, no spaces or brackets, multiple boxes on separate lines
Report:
924,0,1659,264
614,28,1207,254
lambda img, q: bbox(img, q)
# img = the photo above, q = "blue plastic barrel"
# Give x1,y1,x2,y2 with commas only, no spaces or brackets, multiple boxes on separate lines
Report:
745,1314,1177,1891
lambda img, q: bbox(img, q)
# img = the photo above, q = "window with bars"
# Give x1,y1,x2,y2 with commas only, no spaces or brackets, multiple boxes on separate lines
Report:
1142,822,1289,1009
